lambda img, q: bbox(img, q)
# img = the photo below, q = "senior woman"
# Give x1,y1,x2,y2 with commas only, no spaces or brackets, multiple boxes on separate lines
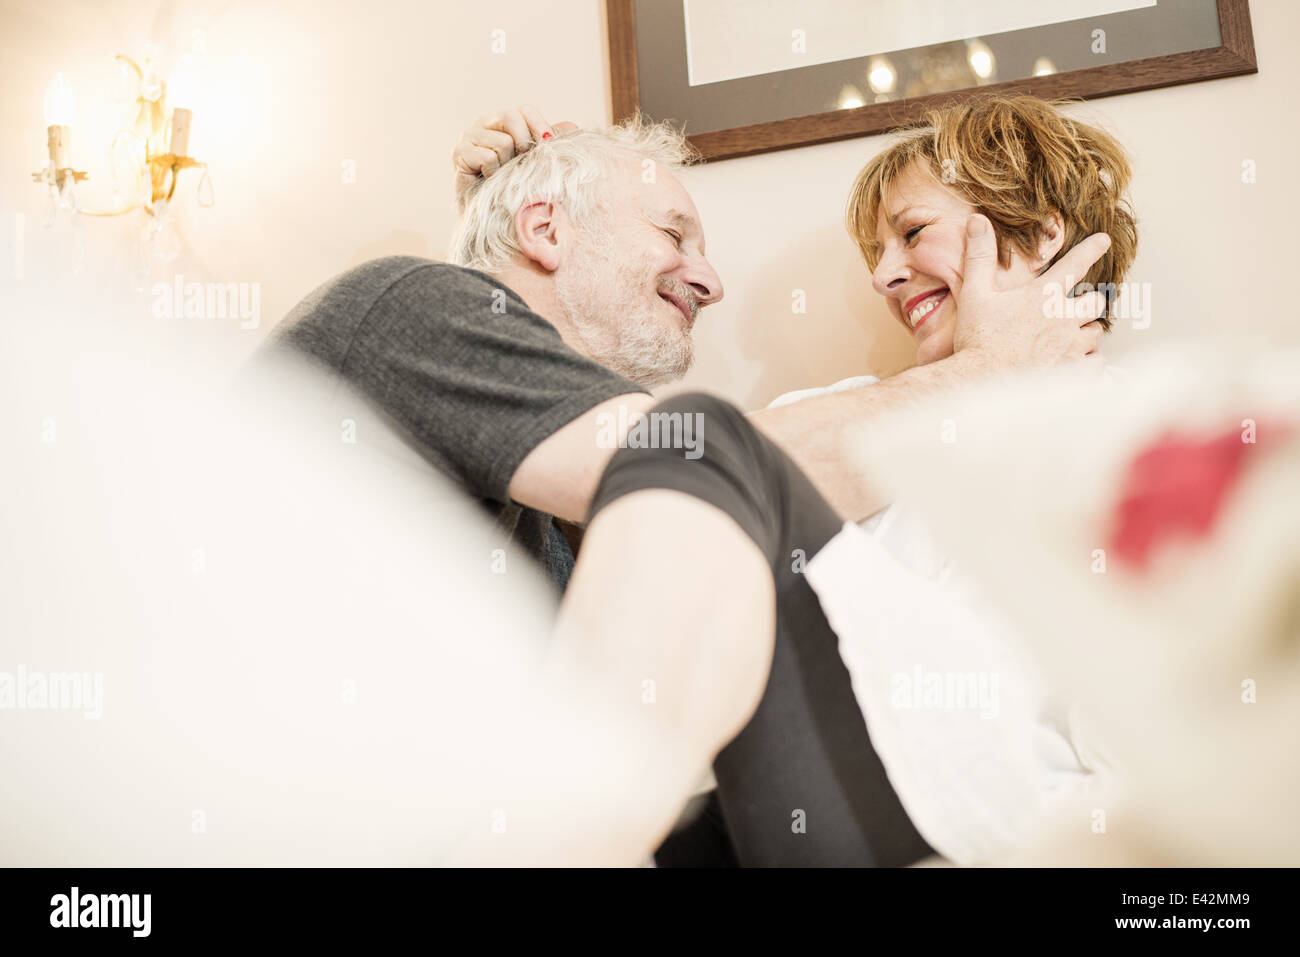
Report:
452,95,1137,865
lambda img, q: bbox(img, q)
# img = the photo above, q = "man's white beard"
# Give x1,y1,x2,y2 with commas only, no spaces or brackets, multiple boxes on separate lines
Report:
555,228,693,388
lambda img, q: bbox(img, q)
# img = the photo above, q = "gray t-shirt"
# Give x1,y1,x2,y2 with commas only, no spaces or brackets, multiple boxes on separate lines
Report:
266,256,645,589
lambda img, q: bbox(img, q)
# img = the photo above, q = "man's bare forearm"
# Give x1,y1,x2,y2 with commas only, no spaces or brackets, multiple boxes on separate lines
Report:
748,349,996,521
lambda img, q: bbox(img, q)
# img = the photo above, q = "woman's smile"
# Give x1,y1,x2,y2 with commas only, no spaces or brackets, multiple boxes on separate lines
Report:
905,288,950,331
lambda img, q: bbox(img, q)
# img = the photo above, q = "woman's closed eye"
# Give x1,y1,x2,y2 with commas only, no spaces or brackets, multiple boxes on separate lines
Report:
904,224,925,243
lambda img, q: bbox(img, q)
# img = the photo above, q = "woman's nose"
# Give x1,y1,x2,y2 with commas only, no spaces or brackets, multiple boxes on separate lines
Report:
872,248,911,296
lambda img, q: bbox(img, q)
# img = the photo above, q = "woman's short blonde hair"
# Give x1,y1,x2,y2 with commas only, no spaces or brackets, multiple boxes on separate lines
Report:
846,95,1138,329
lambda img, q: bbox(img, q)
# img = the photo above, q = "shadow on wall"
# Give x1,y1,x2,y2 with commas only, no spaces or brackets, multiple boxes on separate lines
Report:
731,220,917,408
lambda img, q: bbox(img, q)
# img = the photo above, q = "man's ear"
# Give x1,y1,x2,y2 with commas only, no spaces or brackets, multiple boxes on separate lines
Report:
1036,212,1066,269
515,201,564,273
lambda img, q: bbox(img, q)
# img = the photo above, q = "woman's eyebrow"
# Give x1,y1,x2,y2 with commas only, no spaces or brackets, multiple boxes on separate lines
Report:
888,205,925,228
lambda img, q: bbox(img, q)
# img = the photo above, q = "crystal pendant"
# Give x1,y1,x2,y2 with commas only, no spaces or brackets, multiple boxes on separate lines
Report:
43,172,59,228
196,164,214,207
58,173,79,212
138,164,155,209
147,198,182,262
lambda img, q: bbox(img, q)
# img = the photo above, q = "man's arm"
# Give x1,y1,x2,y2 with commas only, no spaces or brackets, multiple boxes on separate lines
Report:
508,391,657,522
748,218,1112,521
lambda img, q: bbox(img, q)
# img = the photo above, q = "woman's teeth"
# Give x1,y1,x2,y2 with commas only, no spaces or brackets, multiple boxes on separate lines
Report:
909,292,947,328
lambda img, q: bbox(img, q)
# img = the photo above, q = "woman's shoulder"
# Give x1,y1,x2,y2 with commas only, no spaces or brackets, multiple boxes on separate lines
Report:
765,374,881,409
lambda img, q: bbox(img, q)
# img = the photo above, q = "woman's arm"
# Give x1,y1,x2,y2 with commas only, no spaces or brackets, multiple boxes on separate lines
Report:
749,223,1112,521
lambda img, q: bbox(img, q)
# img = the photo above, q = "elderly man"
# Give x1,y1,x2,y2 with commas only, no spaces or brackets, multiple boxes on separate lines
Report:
265,112,1107,865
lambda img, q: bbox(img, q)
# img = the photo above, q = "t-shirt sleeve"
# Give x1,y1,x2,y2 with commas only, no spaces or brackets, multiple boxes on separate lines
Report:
275,259,647,504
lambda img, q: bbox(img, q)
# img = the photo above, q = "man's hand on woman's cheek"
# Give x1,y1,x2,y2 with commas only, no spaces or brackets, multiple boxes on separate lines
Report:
952,214,1111,372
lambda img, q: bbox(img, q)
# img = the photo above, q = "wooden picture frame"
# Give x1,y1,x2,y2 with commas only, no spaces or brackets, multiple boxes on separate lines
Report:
607,0,1257,161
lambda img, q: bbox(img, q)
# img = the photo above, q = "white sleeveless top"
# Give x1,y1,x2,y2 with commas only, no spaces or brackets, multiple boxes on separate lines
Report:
769,376,1109,865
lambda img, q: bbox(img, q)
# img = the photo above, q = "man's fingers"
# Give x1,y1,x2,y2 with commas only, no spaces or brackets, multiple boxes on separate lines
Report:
1044,233,1111,292
1077,322,1104,355
961,214,998,289
1070,293,1107,324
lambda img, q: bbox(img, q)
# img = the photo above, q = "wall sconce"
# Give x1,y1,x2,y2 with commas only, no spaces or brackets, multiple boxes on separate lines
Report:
31,57,214,262
32,72,87,208
129,55,211,210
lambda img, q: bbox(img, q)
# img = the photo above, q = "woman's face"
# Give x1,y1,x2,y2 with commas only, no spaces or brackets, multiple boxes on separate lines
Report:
871,160,1056,366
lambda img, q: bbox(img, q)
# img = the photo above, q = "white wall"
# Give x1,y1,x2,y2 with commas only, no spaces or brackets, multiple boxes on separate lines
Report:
2,0,1296,407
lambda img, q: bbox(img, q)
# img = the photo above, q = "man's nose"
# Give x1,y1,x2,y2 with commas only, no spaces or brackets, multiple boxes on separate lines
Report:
681,257,724,306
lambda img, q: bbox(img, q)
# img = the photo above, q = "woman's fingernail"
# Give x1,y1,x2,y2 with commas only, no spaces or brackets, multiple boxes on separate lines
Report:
541,131,553,140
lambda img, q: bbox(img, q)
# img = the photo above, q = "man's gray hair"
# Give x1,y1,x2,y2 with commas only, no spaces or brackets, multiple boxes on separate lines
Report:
449,116,698,273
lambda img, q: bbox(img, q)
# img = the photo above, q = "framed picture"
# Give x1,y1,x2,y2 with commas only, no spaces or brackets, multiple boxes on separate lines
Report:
607,0,1257,161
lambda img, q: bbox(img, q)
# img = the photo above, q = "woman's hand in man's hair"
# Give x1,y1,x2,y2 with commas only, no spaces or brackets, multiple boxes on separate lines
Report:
952,214,1111,372
453,105,578,210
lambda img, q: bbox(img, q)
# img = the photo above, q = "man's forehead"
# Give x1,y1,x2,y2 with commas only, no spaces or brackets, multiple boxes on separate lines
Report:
640,186,705,232
612,159,684,206
606,160,707,241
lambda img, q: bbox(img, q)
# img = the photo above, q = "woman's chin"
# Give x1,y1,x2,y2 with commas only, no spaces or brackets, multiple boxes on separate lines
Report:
915,324,956,366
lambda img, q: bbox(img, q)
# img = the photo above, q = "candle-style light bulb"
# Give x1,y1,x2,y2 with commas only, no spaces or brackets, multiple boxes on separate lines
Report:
43,73,76,178
166,57,196,110
166,58,196,158
44,72,76,127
